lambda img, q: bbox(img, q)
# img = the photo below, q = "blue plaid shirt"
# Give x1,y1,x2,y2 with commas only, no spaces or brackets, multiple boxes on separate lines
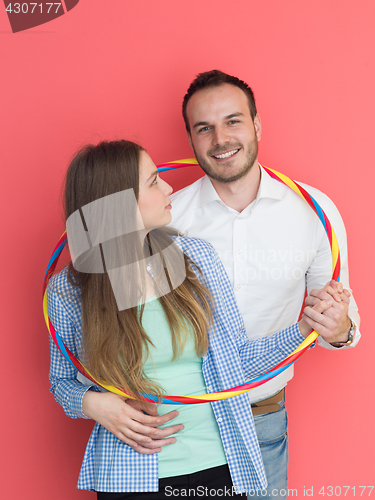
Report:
48,236,306,493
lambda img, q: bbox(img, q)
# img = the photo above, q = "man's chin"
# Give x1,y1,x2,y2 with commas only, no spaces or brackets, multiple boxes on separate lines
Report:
209,172,248,184
203,163,254,184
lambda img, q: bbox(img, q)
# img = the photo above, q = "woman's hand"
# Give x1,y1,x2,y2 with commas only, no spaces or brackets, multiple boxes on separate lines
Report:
298,299,333,338
299,280,352,343
82,390,184,454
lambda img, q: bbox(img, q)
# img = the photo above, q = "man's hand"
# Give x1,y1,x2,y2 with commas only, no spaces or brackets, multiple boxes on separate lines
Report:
303,280,351,343
82,390,184,454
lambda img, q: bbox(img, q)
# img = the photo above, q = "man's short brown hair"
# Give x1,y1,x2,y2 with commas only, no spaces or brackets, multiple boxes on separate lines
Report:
182,70,257,134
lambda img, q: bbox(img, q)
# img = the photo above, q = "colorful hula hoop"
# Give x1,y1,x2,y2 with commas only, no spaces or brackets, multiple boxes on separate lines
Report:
43,160,341,404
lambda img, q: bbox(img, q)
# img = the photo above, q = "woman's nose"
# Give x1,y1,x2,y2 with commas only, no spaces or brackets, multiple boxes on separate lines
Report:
161,178,173,196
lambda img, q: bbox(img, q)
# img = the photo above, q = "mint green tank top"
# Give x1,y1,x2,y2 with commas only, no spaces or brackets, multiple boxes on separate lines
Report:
141,297,227,478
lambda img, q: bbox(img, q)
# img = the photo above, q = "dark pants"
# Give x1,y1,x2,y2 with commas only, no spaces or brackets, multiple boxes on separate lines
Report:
97,464,246,499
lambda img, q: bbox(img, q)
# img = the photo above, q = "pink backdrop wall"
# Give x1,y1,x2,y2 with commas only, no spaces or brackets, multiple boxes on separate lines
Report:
1,1,373,498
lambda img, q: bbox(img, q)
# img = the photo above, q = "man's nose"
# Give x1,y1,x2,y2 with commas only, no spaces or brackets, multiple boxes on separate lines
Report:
213,126,230,146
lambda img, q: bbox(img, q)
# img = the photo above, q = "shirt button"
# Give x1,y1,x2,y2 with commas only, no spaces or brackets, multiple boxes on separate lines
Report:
236,285,242,289
146,264,151,271
217,417,223,423
206,386,212,392
237,250,242,254
226,449,230,455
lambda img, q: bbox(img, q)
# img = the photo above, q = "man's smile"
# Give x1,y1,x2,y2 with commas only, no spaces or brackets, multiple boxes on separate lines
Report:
212,148,240,160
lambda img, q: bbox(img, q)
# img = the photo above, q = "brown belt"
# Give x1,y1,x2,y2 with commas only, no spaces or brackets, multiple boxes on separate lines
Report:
251,389,285,416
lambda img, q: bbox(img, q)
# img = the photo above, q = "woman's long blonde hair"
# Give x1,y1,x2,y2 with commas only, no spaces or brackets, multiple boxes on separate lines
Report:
64,140,213,401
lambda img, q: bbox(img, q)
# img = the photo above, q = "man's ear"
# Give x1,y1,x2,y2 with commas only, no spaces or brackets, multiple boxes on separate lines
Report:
254,114,262,141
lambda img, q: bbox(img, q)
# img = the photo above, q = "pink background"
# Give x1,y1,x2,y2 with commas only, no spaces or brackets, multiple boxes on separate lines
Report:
1,1,373,498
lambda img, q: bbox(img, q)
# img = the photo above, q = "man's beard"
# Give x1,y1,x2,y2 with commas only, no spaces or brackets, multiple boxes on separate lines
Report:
192,139,258,184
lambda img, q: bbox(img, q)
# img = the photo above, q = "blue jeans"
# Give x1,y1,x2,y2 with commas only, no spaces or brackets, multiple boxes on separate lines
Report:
249,400,288,499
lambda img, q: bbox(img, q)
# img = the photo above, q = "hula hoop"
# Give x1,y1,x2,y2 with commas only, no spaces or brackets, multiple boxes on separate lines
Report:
43,160,340,404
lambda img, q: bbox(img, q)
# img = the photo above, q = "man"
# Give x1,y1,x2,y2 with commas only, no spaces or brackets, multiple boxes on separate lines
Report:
169,70,361,498
74,72,360,498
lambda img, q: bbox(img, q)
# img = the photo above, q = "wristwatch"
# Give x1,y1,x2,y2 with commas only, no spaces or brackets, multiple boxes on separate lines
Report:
330,318,356,347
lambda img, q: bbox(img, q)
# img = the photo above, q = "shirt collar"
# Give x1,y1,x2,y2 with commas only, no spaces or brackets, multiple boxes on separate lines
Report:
197,163,283,209
256,164,283,202
198,174,221,207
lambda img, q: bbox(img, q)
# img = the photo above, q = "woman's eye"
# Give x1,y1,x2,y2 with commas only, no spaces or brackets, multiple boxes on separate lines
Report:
151,176,158,185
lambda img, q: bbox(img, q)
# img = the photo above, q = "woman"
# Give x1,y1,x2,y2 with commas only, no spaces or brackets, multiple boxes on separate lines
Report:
48,140,341,498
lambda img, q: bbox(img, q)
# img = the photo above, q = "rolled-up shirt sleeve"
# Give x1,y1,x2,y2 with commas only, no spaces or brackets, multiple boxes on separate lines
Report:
303,186,361,350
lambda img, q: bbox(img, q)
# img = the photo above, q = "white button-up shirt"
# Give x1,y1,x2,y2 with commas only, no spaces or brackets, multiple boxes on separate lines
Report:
170,165,360,403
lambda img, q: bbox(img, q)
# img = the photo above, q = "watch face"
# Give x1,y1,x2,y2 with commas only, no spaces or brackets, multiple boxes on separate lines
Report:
347,320,356,344
333,320,355,347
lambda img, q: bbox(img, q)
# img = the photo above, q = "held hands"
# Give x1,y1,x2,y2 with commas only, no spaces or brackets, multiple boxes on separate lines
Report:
299,280,351,343
82,390,183,454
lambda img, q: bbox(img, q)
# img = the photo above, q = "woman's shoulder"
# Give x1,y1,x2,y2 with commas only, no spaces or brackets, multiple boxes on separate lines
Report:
173,234,217,264
47,265,81,298
174,234,216,253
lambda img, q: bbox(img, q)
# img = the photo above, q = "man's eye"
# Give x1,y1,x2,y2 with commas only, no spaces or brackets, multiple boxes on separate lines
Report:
228,120,239,125
199,126,210,133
